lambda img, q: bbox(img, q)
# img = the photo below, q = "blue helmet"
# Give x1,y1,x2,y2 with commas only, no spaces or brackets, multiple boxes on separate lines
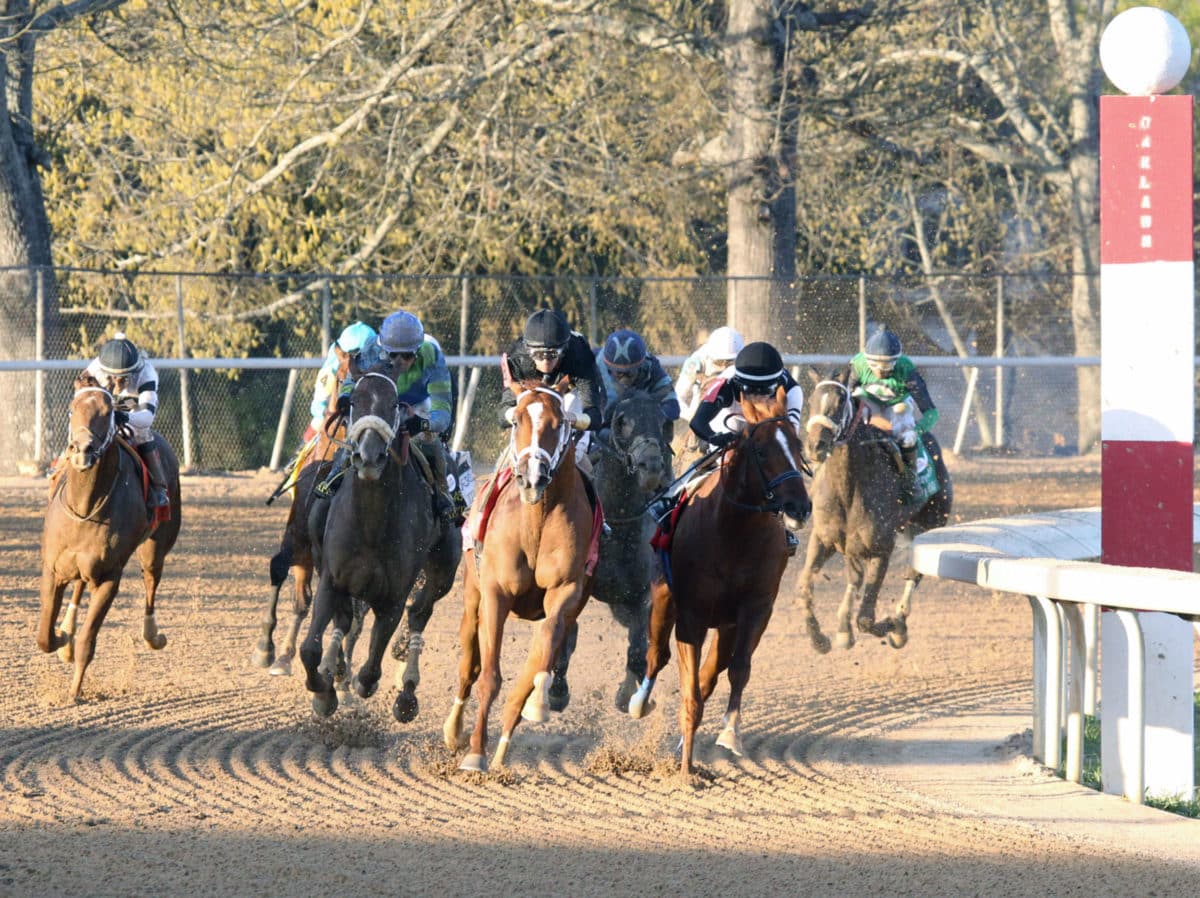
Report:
336,321,377,354
865,327,902,364
602,329,647,371
379,311,425,354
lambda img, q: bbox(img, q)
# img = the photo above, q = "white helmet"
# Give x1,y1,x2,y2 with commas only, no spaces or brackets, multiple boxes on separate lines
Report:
704,326,744,362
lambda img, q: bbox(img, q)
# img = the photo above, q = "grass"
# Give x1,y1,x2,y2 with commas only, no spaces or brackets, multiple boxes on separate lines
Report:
1063,693,1200,817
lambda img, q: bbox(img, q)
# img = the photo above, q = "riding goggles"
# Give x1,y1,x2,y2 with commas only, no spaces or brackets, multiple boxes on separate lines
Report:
388,350,417,363
529,346,564,363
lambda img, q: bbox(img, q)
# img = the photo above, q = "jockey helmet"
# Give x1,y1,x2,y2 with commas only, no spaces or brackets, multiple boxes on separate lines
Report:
602,329,647,372
704,326,744,362
98,333,143,378
336,321,377,355
731,342,784,395
379,310,425,354
865,327,902,375
523,308,571,349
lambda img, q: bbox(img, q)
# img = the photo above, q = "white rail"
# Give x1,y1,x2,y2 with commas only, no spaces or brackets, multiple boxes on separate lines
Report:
912,506,1200,805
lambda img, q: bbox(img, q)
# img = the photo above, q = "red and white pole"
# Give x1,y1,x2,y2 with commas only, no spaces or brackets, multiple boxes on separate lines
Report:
1098,6,1194,801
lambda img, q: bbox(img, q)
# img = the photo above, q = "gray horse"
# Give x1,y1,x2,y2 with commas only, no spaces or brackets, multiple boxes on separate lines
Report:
797,367,952,652
300,368,462,722
549,389,672,712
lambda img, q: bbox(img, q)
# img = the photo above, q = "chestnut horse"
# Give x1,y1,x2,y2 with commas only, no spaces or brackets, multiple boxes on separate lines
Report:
300,368,462,722
37,374,181,701
797,368,952,652
443,378,596,772
550,388,672,712
628,387,810,778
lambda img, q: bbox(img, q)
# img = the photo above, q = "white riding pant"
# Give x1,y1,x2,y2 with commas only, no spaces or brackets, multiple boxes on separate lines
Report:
860,397,917,449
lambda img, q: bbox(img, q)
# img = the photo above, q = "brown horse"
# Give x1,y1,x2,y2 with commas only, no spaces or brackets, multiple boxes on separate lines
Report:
796,368,952,652
37,374,181,701
629,387,810,779
253,350,352,675
443,378,597,772
300,368,462,722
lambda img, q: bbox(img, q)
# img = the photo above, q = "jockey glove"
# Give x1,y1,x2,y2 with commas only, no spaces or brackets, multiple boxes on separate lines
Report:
707,431,736,448
405,415,430,435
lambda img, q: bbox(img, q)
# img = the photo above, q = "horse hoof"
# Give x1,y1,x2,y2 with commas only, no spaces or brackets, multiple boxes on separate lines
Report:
146,633,168,651
57,642,74,664
353,676,378,700
548,674,570,713
311,691,338,717
459,753,487,773
835,631,854,650
521,672,551,723
268,656,292,677
716,727,744,757
628,694,656,720
810,633,831,655
393,690,419,723
251,646,274,668
888,621,909,649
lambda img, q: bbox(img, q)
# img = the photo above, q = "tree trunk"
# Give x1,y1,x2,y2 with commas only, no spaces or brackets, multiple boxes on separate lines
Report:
724,0,799,349
0,11,60,473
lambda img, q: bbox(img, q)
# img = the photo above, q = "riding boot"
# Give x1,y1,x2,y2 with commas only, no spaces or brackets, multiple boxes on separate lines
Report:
315,447,348,498
901,442,920,474
138,443,170,509
422,442,456,522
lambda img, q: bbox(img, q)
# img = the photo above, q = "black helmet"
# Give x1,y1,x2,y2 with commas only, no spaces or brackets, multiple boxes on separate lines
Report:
523,308,571,349
865,327,902,364
98,332,143,377
732,342,784,394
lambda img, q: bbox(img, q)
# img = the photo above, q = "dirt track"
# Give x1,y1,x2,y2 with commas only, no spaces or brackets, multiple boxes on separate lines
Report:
4,455,1200,897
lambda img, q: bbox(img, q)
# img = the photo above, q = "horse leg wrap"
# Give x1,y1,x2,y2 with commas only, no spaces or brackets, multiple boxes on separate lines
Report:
143,612,167,650
318,628,345,681
521,671,551,723
57,602,80,662
492,734,511,768
396,633,424,691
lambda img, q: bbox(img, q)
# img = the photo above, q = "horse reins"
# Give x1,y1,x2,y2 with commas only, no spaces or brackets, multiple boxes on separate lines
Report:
720,415,811,514
508,386,572,482
58,386,119,522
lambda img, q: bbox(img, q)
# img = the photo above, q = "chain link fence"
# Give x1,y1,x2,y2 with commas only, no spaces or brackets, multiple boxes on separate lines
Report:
0,268,1112,474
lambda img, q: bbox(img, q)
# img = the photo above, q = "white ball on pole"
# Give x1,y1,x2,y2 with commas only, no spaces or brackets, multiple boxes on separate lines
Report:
1099,6,1191,96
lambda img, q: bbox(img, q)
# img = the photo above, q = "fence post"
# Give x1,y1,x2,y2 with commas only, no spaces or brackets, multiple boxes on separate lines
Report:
269,369,299,472
587,279,598,346
458,276,469,423
321,283,332,351
175,275,194,470
34,268,45,468
995,275,1005,447
857,275,866,350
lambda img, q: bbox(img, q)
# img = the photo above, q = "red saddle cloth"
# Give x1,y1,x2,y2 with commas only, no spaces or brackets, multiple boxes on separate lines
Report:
468,466,604,576
649,489,689,553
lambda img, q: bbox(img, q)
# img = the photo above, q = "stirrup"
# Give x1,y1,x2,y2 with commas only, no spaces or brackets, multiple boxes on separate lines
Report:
315,476,338,498
784,530,799,556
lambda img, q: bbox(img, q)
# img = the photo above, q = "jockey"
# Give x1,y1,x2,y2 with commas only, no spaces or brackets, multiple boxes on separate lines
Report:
848,326,939,477
305,321,381,442
501,308,605,475
595,328,680,443
83,332,169,511
674,325,744,424
688,341,804,450
317,310,456,522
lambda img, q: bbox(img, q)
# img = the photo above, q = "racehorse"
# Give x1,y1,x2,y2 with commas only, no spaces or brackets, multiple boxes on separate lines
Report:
37,373,181,702
299,367,462,722
549,389,671,712
628,387,810,779
253,348,352,676
796,368,952,652
443,377,598,772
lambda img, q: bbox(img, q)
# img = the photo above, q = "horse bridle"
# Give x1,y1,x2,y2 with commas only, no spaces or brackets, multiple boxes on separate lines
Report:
345,372,404,454
806,379,857,444
509,386,572,481
721,414,810,514
70,386,117,467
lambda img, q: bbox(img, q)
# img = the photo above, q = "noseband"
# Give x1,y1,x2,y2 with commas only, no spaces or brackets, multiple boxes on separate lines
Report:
346,372,402,451
806,379,856,445
509,386,571,480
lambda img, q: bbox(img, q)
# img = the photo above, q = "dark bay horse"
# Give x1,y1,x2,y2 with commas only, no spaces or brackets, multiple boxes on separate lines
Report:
629,388,810,779
37,374,181,701
797,368,952,652
444,378,597,773
253,350,352,676
550,389,671,712
300,368,462,722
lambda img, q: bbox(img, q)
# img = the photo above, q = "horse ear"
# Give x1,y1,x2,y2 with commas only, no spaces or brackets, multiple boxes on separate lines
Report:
348,353,366,380
806,365,821,385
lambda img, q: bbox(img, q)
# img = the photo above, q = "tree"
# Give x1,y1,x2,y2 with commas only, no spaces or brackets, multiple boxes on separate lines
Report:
0,0,130,469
